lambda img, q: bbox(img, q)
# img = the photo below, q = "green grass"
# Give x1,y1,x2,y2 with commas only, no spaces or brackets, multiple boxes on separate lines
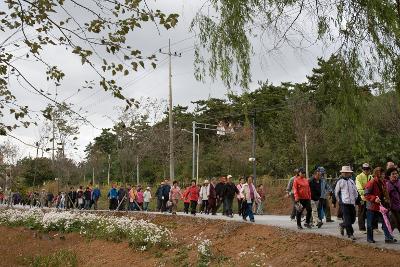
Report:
27,250,78,267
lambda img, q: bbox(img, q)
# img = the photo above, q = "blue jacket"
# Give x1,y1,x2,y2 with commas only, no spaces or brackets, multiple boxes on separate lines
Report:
107,188,118,199
92,188,101,200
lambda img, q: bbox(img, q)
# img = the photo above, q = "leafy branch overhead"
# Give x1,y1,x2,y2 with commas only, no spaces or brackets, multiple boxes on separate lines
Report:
0,0,179,134
192,0,400,91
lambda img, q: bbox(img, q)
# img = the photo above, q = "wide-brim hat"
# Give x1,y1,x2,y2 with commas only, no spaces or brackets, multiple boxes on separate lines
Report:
204,180,209,184
340,166,353,173
227,175,232,178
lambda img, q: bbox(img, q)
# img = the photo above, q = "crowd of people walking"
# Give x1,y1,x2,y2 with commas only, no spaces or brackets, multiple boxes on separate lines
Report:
287,162,400,244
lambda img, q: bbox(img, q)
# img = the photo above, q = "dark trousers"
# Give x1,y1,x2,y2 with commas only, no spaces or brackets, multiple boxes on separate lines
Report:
390,209,400,233
290,195,296,219
109,198,118,210
358,203,367,231
296,199,312,226
216,197,224,214
208,197,216,214
161,198,169,212
224,197,234,216
341,204,356,236
325,198,331,220
201,200,209,213
157,198,162,211
184,202,190,214
190,200,197,215
238,199,244,215
367,210,393,241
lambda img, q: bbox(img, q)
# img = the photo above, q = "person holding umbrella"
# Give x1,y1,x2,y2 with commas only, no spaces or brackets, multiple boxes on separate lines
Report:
364,167,397,243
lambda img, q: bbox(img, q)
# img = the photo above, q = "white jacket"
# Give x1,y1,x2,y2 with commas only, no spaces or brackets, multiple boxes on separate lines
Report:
143,191,152,202
243,183,260,204
335,178,358,205
200,185,209,200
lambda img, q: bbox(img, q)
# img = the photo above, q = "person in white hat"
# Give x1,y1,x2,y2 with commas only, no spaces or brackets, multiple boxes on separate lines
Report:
143,187,152,211
355,163,373,232
335,166,358,240
200,180,210,214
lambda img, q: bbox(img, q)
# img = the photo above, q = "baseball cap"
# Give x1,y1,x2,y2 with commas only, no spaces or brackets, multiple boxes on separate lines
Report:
227,175,232,178
317,166,326,174
362,163,370,169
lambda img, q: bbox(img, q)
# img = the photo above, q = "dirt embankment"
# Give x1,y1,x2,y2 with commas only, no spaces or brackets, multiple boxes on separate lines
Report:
1,212,400,267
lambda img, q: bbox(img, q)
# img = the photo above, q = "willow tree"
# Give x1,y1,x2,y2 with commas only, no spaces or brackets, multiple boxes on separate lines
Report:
192,0,400,91
0,0,179,134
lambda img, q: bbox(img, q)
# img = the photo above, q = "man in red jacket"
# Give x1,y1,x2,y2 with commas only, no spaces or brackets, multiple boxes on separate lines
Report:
293,167,312,229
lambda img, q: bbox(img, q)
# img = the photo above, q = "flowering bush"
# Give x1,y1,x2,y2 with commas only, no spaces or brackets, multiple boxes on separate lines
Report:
197,239,212,266
0,208,172,251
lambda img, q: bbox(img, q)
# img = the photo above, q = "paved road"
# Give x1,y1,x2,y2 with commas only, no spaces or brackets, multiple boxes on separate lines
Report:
175,212,400,251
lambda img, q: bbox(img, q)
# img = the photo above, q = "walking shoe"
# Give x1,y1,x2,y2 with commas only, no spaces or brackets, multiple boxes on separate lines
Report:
250,219,255,223
348,235,356,241
339,225,344,236
367,239,375,243
317,222,323,228
304,223,312,229
229,214,233,218
385,239,397,244
242,218,247,221
326,219,335,222
297,225,304,230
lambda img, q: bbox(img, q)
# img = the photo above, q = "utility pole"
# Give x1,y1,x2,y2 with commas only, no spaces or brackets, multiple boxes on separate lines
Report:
160,39,181,181
107,154,111,186
192,121,196,180
196,133,199,181
92,167,95,186
136,155,139,185
33,142,39,187
252,112,257,185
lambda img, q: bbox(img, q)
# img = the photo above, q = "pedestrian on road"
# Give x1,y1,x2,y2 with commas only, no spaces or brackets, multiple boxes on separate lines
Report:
335,166,358,241
286,169,298,221
76,186,84,209
309,167,331,228
128,186,137,211
83,187,92,210
386,167,400,233
215,176,226,215
169,181,182,215
161,179,171,212
222,175,239,218
107,184,118,210
200,180,210,214
256,184,265,215
293,168,312,229
356,163,373,232
156,182,164,212
143,187,152,211
136,187,144,210
242,176,259,222
237,177,245,216
365,167,397,243
92,185,101,210
117,185,126,210
188,180,200,215
208,178,217,215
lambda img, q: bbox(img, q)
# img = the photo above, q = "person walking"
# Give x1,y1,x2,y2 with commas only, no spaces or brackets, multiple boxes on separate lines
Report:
365,167,397,243
155,182,164,212
356,163,373,232
222,175,239,218
215,176,226,215
67,187,76,209
293,168,312,229
286,169,298,221
208,178,217,215
91,185,101,210
161,179,171,212
335,166,358,240
76,186,84,209
128,186,137,211
188,180,200,215
136,187,144,210
256,184,266,215
386,167,400,233
242,176,260,222
169,181,182,215
236,177,245,216
107,184,118,210
83,187,92,210
200,180,210,214
309,167,332,228
182,186,191,214
117,185,126,210
143,187,152,211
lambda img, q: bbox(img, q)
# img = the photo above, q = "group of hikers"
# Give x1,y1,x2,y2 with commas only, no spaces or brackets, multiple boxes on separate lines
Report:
106,175,266,222
288,162,400,244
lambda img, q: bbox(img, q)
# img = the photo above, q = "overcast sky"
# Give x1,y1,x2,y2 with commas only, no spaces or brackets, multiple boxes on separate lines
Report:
0,0,333,162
